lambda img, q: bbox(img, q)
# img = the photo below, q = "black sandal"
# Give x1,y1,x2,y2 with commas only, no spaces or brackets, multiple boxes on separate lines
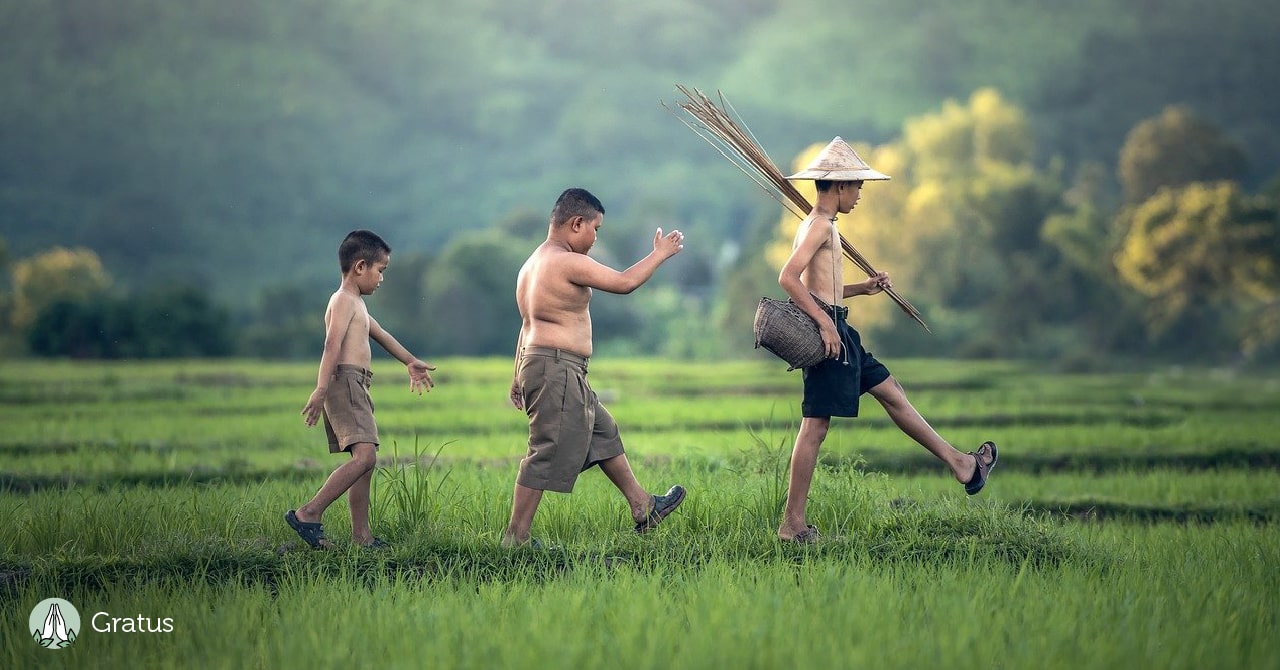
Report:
285,510,330,550
963,441,998,495
634,485,687,533
359,537,391,550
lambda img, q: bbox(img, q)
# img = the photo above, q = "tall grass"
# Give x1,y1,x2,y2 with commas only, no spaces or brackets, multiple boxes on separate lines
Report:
2,522,1274,670
1,358,1277,668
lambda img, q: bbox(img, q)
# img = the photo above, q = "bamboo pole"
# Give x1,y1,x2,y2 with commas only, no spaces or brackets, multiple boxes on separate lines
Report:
665,85,930,332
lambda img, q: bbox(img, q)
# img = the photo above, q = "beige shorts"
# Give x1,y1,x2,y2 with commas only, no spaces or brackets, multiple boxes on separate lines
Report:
323,365,380,453
516,347,625,493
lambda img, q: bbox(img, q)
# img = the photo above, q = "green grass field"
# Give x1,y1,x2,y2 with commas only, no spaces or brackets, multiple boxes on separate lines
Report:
1,357,1277,669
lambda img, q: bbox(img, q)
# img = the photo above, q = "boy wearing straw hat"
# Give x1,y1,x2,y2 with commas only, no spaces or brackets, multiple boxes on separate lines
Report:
503,187,688,548
776,137,998,543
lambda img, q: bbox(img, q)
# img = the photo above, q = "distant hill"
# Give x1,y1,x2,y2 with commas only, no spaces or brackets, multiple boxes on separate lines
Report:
2,0,1276,300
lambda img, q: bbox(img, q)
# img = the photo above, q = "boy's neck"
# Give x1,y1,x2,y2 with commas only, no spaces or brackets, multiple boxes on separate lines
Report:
811,205,839,224
811,193,840,223
338,277,364,297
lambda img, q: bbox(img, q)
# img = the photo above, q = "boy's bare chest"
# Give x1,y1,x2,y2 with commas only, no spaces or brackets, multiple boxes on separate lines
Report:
802,245,843,300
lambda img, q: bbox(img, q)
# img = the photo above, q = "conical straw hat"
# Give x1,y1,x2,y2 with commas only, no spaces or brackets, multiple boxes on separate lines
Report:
785,136,890,181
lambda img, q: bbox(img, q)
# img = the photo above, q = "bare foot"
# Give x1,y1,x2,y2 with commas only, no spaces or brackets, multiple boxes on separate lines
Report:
777,524,820,543
500,532,529,549
294,506,321,524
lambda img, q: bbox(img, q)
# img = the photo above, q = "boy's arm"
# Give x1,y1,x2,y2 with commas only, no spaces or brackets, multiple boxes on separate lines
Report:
778,221,842,360
843,271,891,298
563,228,684,294
369,315,436,395
302,294,356,427
510,325,526,410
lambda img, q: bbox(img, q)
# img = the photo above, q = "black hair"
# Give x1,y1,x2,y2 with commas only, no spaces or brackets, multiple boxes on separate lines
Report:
338,230,391,273
550,188,605,227
815,179,864,192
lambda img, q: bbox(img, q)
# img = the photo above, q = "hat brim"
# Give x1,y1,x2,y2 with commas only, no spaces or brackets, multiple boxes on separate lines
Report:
785,168,891,181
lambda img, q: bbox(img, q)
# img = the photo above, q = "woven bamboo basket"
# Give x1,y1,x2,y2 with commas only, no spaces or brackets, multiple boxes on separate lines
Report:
752,297,827,371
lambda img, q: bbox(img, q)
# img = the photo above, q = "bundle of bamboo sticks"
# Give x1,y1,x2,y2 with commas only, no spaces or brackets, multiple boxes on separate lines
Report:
665,84,930,332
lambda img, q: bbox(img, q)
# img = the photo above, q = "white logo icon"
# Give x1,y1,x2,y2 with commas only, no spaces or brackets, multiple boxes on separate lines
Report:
30,598,80,650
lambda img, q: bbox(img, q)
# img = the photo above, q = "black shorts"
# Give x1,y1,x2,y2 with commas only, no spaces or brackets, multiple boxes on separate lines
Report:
801,306,891,418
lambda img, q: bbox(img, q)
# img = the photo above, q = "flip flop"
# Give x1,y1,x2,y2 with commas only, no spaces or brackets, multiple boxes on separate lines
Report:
780,524,820,544
634,485,686,533
963,441,998,495
285,509,330,550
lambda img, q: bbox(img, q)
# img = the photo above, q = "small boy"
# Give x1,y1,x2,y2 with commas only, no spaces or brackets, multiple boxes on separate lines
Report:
286,229,435,549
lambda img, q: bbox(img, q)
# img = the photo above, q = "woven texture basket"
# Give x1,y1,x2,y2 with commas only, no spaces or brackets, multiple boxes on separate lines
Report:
753,297,827,371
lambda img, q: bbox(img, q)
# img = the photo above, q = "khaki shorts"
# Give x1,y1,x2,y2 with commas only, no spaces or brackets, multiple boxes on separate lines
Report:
516,347,625,493
323,365,380,453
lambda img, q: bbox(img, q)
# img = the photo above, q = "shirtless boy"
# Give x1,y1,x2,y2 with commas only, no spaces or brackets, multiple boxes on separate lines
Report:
286,230,435,549
503,188,687,547
776,138,998,543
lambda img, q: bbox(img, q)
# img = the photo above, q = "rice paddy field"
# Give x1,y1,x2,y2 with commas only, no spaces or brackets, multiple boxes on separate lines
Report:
1,356,1278,669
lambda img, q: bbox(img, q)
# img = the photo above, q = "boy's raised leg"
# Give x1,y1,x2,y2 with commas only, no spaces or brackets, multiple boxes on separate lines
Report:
597,453,657,524
867,377,976,482
599,454,686,532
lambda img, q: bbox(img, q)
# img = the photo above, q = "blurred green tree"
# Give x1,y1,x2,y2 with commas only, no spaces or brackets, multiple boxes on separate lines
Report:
1114,181,1279,352
10,247,112,332
765,89,1069,355
238,284,325,359
0,236,10,346
1036,0,1280,186
365,251,434,356
27,286,233,358
421,230,526,356
1118,106,1247,205
134,286,235,357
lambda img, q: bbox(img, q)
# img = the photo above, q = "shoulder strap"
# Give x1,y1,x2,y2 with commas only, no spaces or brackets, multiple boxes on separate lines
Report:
830,217,839,321
830,217,849,365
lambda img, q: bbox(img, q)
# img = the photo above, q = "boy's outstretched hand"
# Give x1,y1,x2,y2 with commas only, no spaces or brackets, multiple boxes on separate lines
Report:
408,359,436,394
653,227,685,259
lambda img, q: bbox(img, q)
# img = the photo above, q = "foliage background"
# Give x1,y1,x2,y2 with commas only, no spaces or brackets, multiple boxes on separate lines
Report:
2,0,1278,362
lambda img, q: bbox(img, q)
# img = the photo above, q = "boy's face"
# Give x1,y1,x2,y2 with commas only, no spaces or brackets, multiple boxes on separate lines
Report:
569,213,603,254
837,181,863,214
354,253,389,295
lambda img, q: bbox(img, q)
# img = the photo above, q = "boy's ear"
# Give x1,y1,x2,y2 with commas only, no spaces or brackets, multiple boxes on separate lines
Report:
568,215,584,232
352,258,367,273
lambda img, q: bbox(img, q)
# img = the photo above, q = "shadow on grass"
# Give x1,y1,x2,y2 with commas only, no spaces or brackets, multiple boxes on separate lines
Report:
1025,497,1280,524
823,447,1280,475
11,443,1279,495
0,497,1100,600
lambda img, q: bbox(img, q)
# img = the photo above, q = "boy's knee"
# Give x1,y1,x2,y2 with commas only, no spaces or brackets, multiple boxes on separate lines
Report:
870,377,906,404
801,417,831,441
349,444,378,470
